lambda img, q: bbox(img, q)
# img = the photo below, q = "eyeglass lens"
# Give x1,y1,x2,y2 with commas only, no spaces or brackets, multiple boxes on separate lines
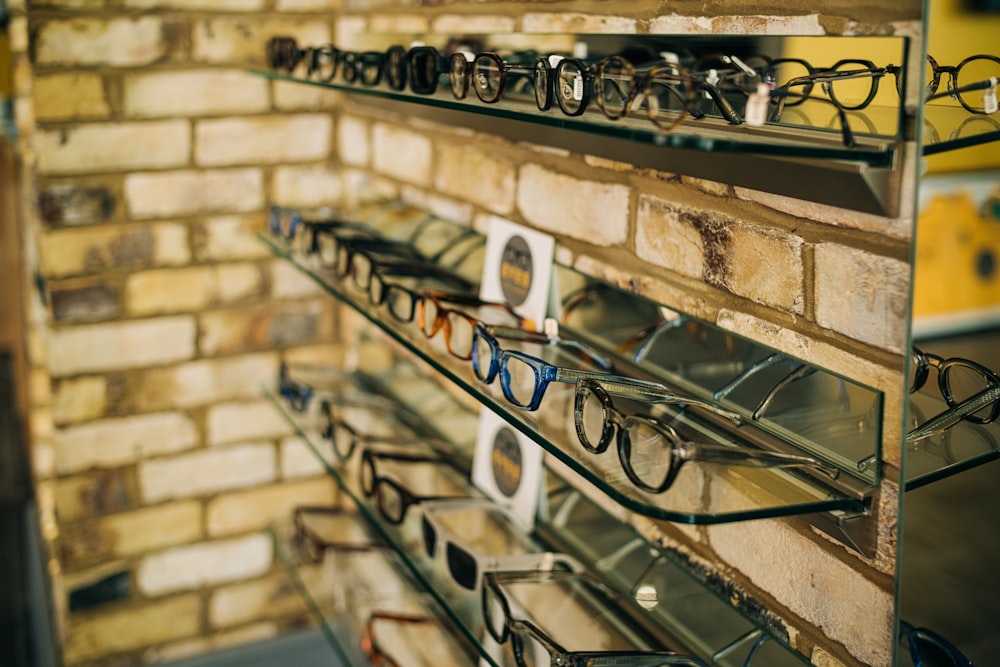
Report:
420,514,479,591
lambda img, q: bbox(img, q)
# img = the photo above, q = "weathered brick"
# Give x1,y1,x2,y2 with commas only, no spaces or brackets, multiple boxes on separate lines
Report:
269,259,322,299
814,244,909,352
34,72,110,121
277,0,341,8
273,79,344,112
60,501,202,566
648,14,824,35
132,353,277,411
206,399,292,446
40,223,190,278
54,469,135,522
196,115,332,166
707,508,893,667
734,187,911,240
48,316,197,376
124,168,264,219
725,224,804,313
431,15,517,33
337,114,370,167
53,411,199,474
136,534,272,595
209,573,308,629
34,17,175,67
193,214,271,262
198,301,335,356
63,595,201,663
52,375,108,424
636,197,706,280
271,165,342,209
206,477,335,536
50,282,122,323
368,14,430,33
372,124,432,187
517,164,630,246
125,264,264,316
435,144,516,215
36,121,191,175
38,183,117,226
139,443,277,503
522,12,637,33
124,69,270,118
125,0,264,10
280,435,327,479
192,18,331,65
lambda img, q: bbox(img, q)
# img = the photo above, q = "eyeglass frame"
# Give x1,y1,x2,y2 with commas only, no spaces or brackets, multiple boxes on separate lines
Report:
926,53,1000,114
481,568,709,667
573,377,838,494
291,504,392,564
359,449,468,525
319,396,450,462
361,610,443,667
419,497,583,594
910,346,1000,424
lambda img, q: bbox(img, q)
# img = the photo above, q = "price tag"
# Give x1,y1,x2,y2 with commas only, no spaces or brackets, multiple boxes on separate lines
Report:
480,216,555,331
471,407,544,532
984,77,998,115
745,83,770,127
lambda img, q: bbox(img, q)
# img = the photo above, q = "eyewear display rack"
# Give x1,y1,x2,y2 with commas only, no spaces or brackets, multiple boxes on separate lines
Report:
250,26,1000,667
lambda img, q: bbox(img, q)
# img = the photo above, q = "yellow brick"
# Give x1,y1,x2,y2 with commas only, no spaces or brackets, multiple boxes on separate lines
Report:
64,594,201,663
52,376,107,425
435,144,516,215
35,16,169,67
40,223,190,279
196,115,333,166
209,573,309,628
124,168,263,219
124,68,269,118
125,267,216,315
48,318,197,377
206,477,335,536
61,501,202,566
36,121,190,175
34,72,110,121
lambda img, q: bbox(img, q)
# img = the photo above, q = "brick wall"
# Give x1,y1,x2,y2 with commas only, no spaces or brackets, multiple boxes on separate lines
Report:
5,1,922,666
8,2,348,664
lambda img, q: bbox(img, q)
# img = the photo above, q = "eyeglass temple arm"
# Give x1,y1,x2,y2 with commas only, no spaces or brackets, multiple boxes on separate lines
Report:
480,551,585,574
926,76,998,102
907,383,1000,443
677,440,840,479
579,375,744,424
485,324,615,370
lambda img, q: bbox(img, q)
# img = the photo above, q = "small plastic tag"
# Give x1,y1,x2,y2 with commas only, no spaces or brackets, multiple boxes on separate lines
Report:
745,83,770,127
543,317,559,338
984,77,998,115
573,74,584,101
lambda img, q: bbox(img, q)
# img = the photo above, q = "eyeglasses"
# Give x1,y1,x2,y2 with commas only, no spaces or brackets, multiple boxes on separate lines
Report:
574,377,838,493
291,504,392,564
277,361,318,412
448,51,537,104
763,58,903,111
266,36,308,74
402,45,448,95
482,569,709,667
420,498,583,594
359,450,467,525
926,54,1000,114
361,611,442,667
592,55,700,132
472,322,632,411
898,620,973,667
416,293,530,360
319,396,447,462
907,382,1000,444
910,346,1000,425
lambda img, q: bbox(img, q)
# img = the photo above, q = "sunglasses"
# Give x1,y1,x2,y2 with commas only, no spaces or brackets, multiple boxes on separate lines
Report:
419,498,583,594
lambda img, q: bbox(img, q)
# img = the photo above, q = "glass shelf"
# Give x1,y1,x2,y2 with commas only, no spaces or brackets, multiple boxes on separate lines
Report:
260,233,867,525
922,103,1000,156
903,328,1000,491
264,385,503,667
269,512,482,667
266,364,812,666
250,66,904,216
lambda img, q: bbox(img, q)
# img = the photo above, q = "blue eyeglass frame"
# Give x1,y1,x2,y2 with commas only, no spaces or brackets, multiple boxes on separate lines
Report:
472,322,665,412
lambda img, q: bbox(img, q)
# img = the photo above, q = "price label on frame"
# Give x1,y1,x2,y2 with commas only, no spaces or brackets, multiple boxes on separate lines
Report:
479,216,556,332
